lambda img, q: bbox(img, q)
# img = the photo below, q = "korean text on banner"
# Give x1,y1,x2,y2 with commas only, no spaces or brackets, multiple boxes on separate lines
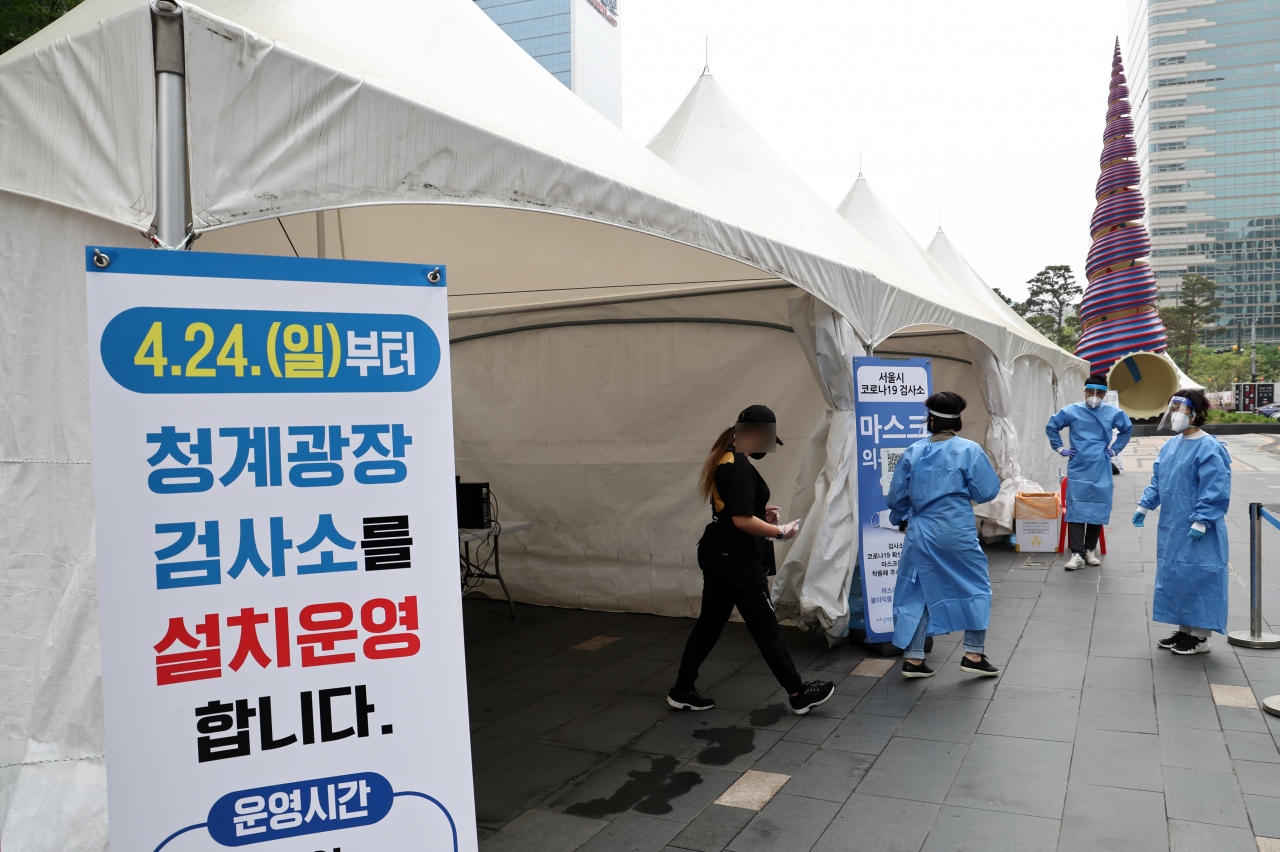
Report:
84,247,474,852
853,358,932,643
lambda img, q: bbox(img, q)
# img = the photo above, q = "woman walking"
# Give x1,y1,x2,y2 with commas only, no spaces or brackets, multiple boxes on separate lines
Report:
1133,389,1232,654
667,405,836,715
888,392,1003,678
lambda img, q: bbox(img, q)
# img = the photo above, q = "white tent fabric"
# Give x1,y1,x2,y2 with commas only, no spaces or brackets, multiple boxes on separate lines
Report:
0,1,1088,845
926,228,1067,491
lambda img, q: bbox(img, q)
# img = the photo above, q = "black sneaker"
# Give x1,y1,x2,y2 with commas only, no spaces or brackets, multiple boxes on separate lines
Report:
789,681,836,715
666,686,715,711
959,655,1001,676
1158,631,1187,650
902,659,935,679
1171,634,1210,655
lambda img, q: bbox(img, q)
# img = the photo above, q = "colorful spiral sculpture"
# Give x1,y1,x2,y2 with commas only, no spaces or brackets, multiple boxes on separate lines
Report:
1074,41,1168,374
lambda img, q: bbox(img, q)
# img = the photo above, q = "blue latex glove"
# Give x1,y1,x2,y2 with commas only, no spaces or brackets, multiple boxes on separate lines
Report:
1188,527,1205,540
1105,447,1116,458
1059,447,1078,459
1132,511,1145,527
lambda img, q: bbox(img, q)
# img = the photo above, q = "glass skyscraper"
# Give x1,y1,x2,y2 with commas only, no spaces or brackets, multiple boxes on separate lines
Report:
1127,0,1279,345
475,0,622,127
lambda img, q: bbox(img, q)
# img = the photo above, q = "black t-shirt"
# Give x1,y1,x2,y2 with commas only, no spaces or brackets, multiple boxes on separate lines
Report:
699,450,773,585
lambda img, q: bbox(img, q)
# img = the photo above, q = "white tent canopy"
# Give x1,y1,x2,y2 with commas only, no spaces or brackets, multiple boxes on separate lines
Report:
0,0,1086,846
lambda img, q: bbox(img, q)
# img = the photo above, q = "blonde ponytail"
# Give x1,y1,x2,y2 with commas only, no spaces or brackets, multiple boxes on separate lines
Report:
699,427,736,500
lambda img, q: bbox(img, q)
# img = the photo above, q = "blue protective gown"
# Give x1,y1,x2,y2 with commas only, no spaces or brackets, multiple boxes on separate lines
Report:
1045,402,1133,525
1140,433,1233,633
887,436,1002,648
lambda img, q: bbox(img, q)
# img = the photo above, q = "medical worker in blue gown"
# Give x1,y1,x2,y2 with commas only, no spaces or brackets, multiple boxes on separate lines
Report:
1046,374,1134,570
888,392,1003,678
1133,389,1232,655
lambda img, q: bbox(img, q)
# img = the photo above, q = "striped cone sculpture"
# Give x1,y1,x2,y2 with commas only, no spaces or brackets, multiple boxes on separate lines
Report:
1074,41,1169,374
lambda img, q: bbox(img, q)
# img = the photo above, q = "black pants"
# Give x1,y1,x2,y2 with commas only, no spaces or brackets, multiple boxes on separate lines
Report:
1069,522,1102,555
675,572,804,694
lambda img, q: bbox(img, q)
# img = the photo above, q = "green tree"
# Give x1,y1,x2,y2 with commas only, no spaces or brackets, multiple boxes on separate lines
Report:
1188,345,1251,392
1023,265,1081,348
1159,273,1222,373
1,0,83,54
1254,342,1280,382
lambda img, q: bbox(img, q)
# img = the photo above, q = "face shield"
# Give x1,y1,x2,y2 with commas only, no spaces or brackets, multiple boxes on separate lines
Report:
1158,395,1198,433
734,422,779,457
1084,384,1108,409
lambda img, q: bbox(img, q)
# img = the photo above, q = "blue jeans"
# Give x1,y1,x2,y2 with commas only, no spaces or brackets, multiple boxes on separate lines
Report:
903,610,986,660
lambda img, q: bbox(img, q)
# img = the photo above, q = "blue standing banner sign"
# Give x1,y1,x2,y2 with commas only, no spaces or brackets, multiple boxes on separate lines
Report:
853,357,933,643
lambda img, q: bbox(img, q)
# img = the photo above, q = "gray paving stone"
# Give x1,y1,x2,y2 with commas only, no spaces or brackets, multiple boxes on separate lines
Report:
1077,686,1158,733
549,752,737,823
474,743,608,827
978,684,1080,742
574,658,675,693
497,687,615,734
1018,619,1078,651
689,728,784,773
1218,701,1269,731
1154,665,1212,697
577,812,685,852
669,804,754,852
856,735,967,804
985,614,1029,639
545,693,675,753
1163,766,1250,828
810,793,940,852
1168,819,1258,852
1070,727,1163,792
1030,597,1097,623
737,701,803,734
780,714,841,745
896,695,989,744
631,710,748,759
1088,631,1157,661
709,674,789,711
1235,760,1280,797
1084,655,1154,691
1155,691,1221,731
782,748,874,802
823,711,901,755
1095,593,1147,613
480,808,607,852
472,725,545,773
1100,575,1146,595
726,793,840,852
919,663,1003,700
991,596,1037,618
1225,729,1280,763
921,805,1060,852
854,681,930,717
1057,783,1168,852
945,734,1072,819
994,581,1043,599
1244,794,1280,837
834,674,877,698
749,739,818,775
1160,725,1234,773
1002,648,1089,690
806,692,860,720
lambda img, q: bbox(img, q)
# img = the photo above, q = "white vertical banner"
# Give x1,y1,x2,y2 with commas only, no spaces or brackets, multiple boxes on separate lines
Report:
85,247,474,851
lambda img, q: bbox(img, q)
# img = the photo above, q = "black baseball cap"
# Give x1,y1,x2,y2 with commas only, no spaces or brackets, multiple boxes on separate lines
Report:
737,404,783,445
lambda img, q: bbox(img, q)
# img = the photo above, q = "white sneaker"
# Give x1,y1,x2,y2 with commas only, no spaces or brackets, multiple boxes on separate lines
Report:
1084,550,1101,566
1064,553,1085,571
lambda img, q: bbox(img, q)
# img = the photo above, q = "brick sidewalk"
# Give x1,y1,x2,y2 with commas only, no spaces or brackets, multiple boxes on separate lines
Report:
467,434,1280,852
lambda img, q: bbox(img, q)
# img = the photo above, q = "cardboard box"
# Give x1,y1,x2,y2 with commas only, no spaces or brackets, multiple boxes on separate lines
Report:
1015,518,1060,552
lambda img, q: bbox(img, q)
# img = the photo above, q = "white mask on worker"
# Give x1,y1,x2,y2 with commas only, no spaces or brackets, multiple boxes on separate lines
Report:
1170,412,1191,432
1086,397,1102,409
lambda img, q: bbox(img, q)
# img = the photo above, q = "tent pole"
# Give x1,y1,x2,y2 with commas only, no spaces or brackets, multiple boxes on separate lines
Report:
151,0,190,249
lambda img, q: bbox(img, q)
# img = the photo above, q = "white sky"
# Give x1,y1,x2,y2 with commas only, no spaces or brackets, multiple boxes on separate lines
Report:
620,1,1134,303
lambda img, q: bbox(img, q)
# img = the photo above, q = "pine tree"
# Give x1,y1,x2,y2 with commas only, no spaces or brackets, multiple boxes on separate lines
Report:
1023,266,1082,348
1159,273,1221,373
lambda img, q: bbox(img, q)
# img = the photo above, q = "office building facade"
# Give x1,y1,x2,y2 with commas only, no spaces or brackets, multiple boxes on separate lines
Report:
474,0,622,127
1127,0,1279,345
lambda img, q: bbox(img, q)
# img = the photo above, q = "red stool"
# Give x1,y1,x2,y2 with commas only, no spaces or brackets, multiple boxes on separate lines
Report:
1056,475,1107,555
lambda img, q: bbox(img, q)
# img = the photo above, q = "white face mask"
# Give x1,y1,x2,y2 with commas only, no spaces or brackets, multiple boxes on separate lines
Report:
1085,397,1102,409
1170,412,1191,432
